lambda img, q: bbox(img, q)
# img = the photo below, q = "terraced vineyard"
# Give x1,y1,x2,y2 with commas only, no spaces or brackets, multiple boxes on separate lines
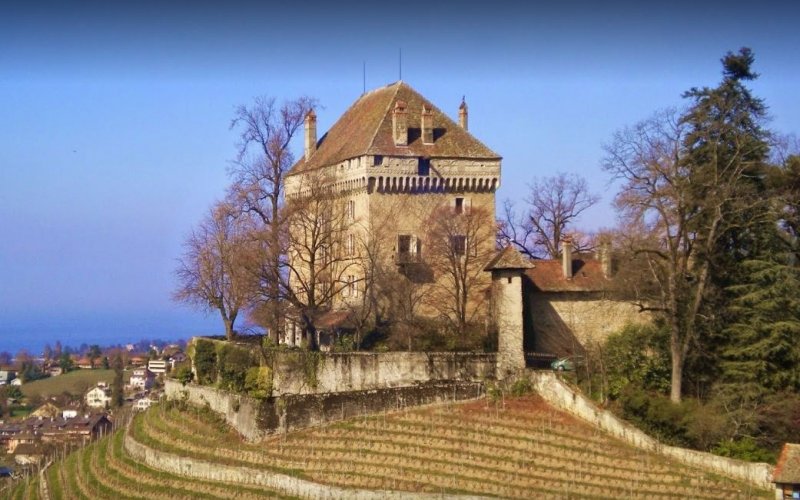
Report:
27,425,290,499
11,395,771,498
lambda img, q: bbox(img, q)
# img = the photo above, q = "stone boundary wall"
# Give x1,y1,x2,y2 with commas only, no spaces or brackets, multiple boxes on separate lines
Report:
263,382,484,434
165,379,484,439
527,371,774,490
124,419,488,499
165,379,265,441
271,352,495,395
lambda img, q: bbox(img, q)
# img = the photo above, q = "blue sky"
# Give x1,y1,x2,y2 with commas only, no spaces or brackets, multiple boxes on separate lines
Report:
1,1,798,353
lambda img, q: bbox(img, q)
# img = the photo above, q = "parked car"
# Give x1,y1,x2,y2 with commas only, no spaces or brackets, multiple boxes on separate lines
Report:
551,356,583,371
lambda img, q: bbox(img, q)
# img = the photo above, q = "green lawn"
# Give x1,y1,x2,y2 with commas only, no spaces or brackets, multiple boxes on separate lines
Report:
21,369,130,399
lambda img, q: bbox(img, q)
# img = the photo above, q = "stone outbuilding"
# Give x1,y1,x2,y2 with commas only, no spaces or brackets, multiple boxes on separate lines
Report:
774,443,800,499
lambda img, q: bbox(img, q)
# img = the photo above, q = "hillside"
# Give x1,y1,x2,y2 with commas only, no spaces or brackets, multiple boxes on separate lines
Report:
21,370,131,399
7,395,771,499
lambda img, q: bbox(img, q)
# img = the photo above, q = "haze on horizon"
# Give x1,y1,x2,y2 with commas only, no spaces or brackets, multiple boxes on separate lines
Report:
1,0,798,353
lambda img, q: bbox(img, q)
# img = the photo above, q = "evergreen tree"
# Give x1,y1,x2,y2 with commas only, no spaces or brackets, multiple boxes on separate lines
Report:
111,352,124,408
722,256,800,393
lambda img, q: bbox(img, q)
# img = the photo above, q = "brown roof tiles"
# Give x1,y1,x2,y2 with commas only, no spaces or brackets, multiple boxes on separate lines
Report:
525,258,608,292
288,81,500,175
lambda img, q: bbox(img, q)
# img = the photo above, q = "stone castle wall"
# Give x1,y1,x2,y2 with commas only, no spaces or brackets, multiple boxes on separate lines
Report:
528,292,649,355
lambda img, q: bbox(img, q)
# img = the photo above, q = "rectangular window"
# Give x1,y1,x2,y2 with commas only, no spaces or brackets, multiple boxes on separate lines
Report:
344,275,358,298
451,235,467,256
398,234,411,254
453,197,471,214
346,233,355,256
373,155,384,166
397,234,421,263
417,157,430,176
347,200,355,221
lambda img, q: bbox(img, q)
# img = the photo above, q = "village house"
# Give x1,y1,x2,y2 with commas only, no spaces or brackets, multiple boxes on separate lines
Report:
134,397,155,411
13,443,44,466
147,359,167,374
0,370,16,385
85,384,111,408
129,368,155,390
168,351,187,370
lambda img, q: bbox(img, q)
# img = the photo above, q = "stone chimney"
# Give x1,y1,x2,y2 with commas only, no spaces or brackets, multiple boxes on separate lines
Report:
598,238,612,278
561,237,573,279
304,109,317,161
459,96,468,131
421,104,434,144
392,100,408,146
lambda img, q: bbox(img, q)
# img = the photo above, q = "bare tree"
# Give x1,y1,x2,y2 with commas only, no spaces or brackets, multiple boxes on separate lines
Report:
499,173,598,259
174,201,258,340
281,175,358,350
603,97,768,403
229,95,316,343
424,204,494,338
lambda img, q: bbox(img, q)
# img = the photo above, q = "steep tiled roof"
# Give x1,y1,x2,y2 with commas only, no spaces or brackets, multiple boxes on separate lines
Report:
774,443,800,484
289,81,500,175
485,246,534,271
525,258,608,292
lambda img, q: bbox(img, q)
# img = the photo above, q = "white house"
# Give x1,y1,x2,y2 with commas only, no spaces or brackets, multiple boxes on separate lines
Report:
85,385,111,409
147,360,167,374
134,398,155,411
129,368,155,390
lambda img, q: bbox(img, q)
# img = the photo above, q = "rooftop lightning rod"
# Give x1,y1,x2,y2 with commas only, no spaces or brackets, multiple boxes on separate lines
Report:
399,48,402,81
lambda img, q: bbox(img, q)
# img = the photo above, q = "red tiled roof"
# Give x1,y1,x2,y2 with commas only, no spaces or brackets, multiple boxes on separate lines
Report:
774,443,800,484
288,81,500,175
525,259,608,292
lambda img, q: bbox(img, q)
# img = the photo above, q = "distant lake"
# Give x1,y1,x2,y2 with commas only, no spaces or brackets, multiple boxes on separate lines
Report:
0,310,223,355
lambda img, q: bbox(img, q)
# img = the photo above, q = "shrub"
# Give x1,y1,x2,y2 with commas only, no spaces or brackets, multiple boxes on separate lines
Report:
194,339,218,385
510,378,532,397
603,322,671,400
713,437,775,463
175,365,194,386
244,366,272,399
217,344,255,392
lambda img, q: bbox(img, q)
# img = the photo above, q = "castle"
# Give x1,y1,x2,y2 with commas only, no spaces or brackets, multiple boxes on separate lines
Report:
283,81,645,363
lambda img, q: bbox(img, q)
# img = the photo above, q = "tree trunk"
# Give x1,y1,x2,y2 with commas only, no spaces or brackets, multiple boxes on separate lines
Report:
224,318,235,340
670,339,683,403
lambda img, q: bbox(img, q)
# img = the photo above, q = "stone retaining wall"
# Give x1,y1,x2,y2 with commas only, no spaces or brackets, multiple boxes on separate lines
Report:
165,379,484,439
271,351,495,395
527,371,774,490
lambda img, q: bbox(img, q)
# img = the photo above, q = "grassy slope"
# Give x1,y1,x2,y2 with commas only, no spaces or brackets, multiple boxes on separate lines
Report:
21,369,130,399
